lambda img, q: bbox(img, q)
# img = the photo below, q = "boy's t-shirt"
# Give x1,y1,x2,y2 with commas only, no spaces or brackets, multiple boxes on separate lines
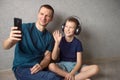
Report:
59,37,83,62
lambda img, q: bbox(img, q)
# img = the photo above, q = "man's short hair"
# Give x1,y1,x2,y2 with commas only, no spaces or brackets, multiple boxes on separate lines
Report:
39,4,54,18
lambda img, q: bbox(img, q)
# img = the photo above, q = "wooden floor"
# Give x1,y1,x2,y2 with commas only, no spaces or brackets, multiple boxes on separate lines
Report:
0,59,120,80
92,60,120,80
0,70,15,80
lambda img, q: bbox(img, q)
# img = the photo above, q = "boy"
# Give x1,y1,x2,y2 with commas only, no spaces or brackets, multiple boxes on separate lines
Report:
49,16,99,80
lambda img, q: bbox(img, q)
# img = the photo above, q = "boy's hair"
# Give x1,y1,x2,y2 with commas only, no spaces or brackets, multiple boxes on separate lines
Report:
65,17,80,27
39,4,54,18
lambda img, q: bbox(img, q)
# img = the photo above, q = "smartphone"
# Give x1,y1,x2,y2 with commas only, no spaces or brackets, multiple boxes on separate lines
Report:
14,17,22,30
14,18,22,39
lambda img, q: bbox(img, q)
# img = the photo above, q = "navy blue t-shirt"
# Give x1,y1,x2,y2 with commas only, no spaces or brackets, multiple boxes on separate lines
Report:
13,23,54,71
59,37,83,62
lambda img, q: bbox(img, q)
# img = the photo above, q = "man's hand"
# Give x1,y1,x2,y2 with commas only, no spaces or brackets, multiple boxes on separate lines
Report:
9,27,22,41
30,63,42,74
3,27,22,49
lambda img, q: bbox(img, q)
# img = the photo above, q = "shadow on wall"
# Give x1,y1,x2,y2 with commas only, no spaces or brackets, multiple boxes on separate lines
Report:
47,13,64,33
78,25,94,64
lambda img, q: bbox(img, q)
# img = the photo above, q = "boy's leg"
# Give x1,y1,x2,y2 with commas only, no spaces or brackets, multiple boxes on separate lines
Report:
14,67,62,80
49,63,68,78
75,65,99,80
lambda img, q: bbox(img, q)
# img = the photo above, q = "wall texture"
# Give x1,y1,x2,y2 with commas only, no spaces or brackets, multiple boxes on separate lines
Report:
0,0,120,70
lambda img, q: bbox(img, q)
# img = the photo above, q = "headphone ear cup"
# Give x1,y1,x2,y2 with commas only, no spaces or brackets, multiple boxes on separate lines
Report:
61,24,65,32
75,25,81,35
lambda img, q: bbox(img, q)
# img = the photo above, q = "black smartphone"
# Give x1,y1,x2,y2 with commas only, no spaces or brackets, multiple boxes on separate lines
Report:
14,18,22,39
14,18,22,30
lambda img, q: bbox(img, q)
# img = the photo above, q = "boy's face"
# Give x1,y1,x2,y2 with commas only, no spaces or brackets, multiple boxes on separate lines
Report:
64,21,77,37
37,7,53,27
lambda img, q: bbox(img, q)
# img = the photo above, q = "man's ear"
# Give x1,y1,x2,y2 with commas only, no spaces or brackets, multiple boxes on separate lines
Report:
50,17,53,21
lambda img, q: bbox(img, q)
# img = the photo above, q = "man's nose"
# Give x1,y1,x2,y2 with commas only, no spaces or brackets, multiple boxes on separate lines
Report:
42,15,46,20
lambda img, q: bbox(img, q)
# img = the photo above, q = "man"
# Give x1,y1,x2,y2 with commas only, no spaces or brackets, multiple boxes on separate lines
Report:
3,4,62,80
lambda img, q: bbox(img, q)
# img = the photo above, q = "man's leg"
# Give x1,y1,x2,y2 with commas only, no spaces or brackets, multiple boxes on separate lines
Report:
14,67,63,80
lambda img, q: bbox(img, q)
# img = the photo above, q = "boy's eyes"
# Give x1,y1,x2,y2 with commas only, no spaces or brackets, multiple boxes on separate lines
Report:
65,26,75,29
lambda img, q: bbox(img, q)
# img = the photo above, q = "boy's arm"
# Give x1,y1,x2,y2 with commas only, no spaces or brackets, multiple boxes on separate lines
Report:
51,30,62,61
70,52,82,75
51,42,60,61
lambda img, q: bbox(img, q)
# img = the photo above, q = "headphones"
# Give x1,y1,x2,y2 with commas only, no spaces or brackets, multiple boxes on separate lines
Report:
61,16,81,35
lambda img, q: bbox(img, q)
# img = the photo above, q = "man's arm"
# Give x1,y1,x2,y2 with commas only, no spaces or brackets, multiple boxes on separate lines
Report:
3,38,16,49
30,50,51,74
3,27,22,49
40,50,51,69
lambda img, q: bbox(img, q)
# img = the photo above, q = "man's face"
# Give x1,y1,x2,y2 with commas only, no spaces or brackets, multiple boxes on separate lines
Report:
64,21,76,37
37,7,53,27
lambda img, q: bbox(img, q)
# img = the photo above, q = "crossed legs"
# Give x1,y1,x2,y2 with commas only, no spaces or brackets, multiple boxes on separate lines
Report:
49,63,99,80
75,65,99,80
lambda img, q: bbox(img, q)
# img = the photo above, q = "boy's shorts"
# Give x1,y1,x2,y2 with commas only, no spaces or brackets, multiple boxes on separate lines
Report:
57,61,87,74
57,61,77,73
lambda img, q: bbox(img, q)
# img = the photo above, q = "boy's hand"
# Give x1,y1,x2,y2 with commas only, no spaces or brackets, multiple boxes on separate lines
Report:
65,73,75,80
53,30,62,44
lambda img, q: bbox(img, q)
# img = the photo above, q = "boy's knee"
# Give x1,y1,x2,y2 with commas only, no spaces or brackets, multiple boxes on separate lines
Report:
48,63,56,71
92,65,99,74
